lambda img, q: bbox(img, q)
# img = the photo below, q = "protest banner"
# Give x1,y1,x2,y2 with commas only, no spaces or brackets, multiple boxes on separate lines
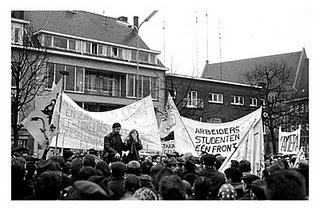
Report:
159,94,264,158
278,125,301,155
22,79,62,157
218,112,265,176
51,93,161,152
161,131,175,155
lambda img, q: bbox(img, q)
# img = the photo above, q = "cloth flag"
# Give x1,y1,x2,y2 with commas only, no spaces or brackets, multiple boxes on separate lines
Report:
22,79,63,157
278,125,301,155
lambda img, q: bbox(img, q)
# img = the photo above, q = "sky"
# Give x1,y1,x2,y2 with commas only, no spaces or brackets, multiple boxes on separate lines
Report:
6,0,314,77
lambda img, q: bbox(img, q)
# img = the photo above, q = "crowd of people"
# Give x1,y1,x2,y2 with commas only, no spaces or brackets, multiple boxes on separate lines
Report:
11,123,309,200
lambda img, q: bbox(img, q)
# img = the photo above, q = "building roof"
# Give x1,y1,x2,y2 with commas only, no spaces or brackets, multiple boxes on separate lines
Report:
22,10,152,51
201,49,308,93
166,73,262,89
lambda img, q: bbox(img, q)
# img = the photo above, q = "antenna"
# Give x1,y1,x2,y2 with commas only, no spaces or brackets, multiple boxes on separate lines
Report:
195,11,199,77
163,20,166,66
218,19,222,80
206,12,209,63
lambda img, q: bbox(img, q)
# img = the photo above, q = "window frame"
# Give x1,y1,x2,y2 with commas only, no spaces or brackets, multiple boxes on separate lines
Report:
231,95,244,106
250,97,258,107
208,93,223,104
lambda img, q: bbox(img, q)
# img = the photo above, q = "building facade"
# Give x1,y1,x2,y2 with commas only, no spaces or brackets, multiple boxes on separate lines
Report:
166,73,263,123
11,10,167,150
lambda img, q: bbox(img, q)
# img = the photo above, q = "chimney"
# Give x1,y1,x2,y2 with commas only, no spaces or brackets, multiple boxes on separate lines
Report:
133,16,139,28
117,16,128,23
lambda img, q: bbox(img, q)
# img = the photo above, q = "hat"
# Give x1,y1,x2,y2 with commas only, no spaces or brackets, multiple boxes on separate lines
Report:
133,187,158,200
241,174,260,185
218,183,237,200
202,154,216,167
66,180,108,200
140,174,152,182
112,122,121,128
166,157,178,166
127,160,141,169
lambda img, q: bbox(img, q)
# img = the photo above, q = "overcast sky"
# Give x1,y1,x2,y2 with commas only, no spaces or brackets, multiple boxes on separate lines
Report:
8,0,313,77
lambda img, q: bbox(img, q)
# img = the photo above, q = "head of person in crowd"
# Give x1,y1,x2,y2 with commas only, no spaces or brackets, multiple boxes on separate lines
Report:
37,159,57,175
95,160,111,178
34,170,62,200
87,175,113,198
264,160,285,179
139,174,154,190
154,155,162,165
241,174,260,193
141,159,153,175
265,169,306,200
239,160,251,175
70,157,84,181
110,161,127,178
183,159,196,173
278,158,289,169
159,175,186,200
155,167,174,192
150,164,164,190
88,148,99,157
250,179,267,200
112,122,121,134
182,173,198,188
193,176,210,200
202,154,216,169
83,154,96,168
126,160,141,176
78,166,102,180
182,180,192,199
11,157,27,181
166,157,180,172
214,154,225,169
218,183,237,200
26,161,37,178
125,174,141,195
133,187,159,200
64,180,108,200
48,155,65,171
230,160,240,168
289,156,297,167
224,167,243,184
63,150,74,162
62,161,71,176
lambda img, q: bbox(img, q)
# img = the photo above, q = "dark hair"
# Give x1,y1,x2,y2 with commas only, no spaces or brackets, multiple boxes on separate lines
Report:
239,160,251,173
125,174,141,192
265,169,306,200
141,160,153,175
110,161,127,177
78,166,102,180
159,175,186,200
224,167,243,183
95,160,110,178
70,158,84,181
35,170,62,200
182,173,198,188
230,160,240,168
194,176,210,200
112,122,121,128
83,154,96,168
155,167,173,192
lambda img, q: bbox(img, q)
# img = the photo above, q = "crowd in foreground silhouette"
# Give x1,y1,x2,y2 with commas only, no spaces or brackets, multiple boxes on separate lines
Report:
11,146,309,200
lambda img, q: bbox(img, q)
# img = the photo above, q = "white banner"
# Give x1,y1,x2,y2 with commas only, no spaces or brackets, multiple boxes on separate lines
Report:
159,94,264,158
278,125,301,155
50,93,161,152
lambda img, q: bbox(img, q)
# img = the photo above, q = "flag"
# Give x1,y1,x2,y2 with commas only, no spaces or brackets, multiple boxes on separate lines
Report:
22,79,63,157
293,147,305,168
218,108,264,176
159,93,197,156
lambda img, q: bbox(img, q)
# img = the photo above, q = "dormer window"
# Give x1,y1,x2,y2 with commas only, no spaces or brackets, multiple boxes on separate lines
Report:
53,36,67,49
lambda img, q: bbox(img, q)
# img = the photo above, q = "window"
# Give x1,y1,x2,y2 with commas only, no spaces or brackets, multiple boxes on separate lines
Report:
85,42,91,54
98,44,103,55
68,39,76,51
99,74,113,96
112,47,118,57
250,97,258,107
45,35,52,47
92,43,97,55
208,118,222,124
187,91,198,107
11,25,22,44
151,77,159,100
53,36,67,49
55,64,65,84
231,95,244,105
85,70,97,91
150,54,156,64
139,51,149,62
131,50,137,61
46,63,54,89
14,28,21,43
65,65,75,91
127,74,136,97
209,93,223,104
143,76,151,97
75,67,84,92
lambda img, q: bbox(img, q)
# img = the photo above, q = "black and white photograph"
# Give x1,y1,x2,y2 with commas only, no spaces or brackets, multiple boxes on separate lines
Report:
5,0,318,209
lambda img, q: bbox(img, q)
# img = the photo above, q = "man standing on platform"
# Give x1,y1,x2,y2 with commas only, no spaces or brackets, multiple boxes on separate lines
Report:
103,123,124,163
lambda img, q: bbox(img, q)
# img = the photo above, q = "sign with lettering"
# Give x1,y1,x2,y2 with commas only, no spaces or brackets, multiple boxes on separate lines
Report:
51,93,161,152
278,126,301,155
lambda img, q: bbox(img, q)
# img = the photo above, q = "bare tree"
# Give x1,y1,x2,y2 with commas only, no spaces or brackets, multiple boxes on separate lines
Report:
243,61,296,153
11,26,50,148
